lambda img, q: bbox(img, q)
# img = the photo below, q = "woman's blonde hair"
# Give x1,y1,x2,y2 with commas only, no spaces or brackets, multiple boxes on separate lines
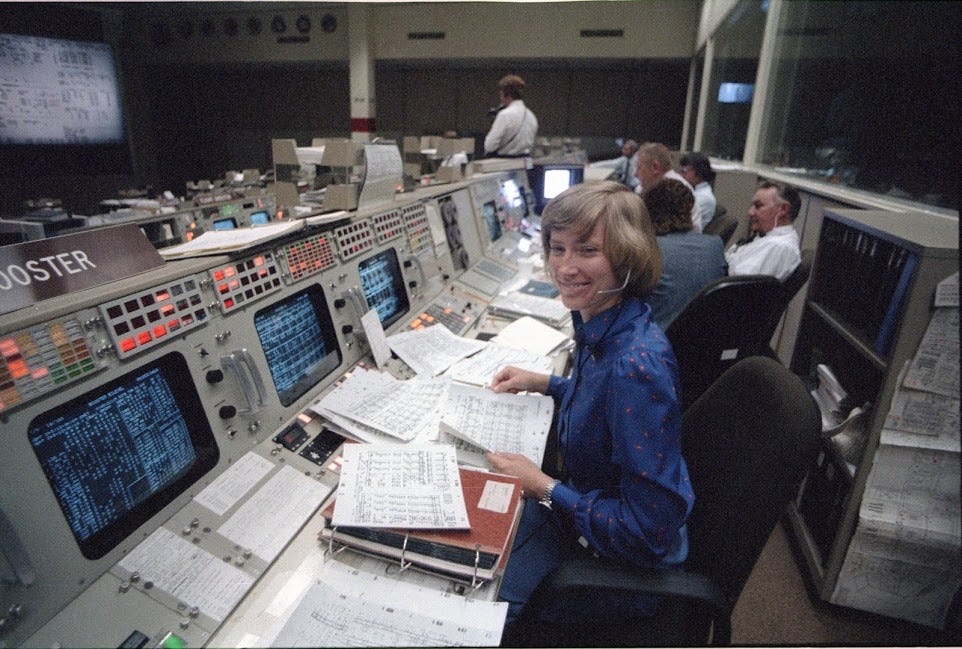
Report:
540,180,662,298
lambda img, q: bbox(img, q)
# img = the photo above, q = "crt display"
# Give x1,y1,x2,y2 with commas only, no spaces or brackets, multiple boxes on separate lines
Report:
531,164,585,214
249,210,270,225
213,218,238,231
254,284,342,407
358,248,410,329
0,33,125,145
481,200,502,242
28,352,218,560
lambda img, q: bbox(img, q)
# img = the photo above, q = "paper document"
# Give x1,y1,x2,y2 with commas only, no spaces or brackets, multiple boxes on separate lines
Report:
902,307,959,398
487,292,571,327
332,444,469,529
159,220,303,258
439,382,554,466
490,315,571,356
270,560,506,647
387,324,487,376
313,368,448,442
446,343,553,387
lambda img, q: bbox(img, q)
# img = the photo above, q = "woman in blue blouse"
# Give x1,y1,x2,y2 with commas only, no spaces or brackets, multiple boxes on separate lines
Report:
487,180,694,626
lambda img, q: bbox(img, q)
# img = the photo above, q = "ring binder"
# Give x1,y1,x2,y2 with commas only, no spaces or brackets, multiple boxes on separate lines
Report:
398,533,412,573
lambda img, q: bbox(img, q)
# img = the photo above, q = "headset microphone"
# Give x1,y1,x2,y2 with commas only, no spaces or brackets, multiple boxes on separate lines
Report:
596,269,631,295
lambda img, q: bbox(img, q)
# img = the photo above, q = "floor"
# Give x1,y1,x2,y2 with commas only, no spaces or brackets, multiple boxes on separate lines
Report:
731,521,958,646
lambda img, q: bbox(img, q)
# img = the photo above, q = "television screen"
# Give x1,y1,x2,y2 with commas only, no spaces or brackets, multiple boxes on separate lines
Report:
28,352,219,560
530,164,585,215
254,284,342,408
358,248,410,329
0,33,130,175
249,210,270,225
0,34,125,145
717,82,754,104
212,218,237,231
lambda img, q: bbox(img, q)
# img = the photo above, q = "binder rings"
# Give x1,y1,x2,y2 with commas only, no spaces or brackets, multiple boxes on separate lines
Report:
320,467,523,587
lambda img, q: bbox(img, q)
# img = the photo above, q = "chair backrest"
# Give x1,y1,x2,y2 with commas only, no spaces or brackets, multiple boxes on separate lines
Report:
781,247,815,307
703,205,738,246
665,274,785,409
681,356,820,607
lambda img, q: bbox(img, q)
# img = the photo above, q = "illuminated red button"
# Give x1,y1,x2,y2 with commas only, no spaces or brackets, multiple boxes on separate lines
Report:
152,325,167,338
253,256,265,267
119,338,136,352
218,283,229,294
167,319,180,331
213,269,226,281
137,332,152,345
224,298,235,309
225,266,237,277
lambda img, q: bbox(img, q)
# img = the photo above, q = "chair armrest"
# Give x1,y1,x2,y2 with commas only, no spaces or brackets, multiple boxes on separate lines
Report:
523,556,734,644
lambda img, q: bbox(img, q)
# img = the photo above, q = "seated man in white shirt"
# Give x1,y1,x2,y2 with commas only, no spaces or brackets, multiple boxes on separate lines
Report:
634,142,701,232
678,152,717,232
725,180,801,281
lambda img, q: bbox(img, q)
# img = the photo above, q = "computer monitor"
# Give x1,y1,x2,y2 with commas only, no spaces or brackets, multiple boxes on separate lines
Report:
358,248,410,329
28,352,219,560
481,200,502,242
249,210,270,225
530,164,585,214
212,218,238,231
254,284,342,408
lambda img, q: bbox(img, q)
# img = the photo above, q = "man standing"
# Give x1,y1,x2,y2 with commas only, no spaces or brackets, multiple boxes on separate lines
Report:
725,181,801,281
612,139,640,190
484,74,539,158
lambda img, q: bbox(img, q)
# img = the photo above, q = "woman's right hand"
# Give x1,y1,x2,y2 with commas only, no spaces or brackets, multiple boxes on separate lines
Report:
490,366,550,394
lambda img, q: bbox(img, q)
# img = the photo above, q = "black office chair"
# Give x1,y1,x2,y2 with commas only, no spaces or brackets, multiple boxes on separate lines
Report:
780,248,815,308
664,274,786,411
702,204,738,247
508,356,821,647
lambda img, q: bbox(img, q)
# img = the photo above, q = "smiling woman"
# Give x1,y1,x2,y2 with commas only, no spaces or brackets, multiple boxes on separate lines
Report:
486,180,692,633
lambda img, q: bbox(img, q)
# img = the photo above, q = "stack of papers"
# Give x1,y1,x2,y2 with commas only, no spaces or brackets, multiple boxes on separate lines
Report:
487,292,571,327
160,220,304,258
387,324,487,376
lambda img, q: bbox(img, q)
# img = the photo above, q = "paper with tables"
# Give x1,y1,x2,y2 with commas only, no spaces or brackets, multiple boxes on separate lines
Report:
270,559,506,647
445,343,553,387
387,324,487,376
439,382,554,467
332,444,469,529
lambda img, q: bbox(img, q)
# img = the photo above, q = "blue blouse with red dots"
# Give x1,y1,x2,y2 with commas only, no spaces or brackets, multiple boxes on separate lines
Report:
546,297,695,564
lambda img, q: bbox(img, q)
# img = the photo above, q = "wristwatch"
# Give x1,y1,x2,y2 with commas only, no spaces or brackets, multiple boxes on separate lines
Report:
538,479,560,509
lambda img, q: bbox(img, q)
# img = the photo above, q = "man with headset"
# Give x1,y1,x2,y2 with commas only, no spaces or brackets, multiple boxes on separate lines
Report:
484,74,539,158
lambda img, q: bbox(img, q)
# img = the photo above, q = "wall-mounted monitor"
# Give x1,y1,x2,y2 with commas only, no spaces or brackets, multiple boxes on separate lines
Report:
529,164,585,215
358,247,410,329
28,352,219,560
212,218,238,231
0,33,131,175
254,284,342,408
717,82,754,104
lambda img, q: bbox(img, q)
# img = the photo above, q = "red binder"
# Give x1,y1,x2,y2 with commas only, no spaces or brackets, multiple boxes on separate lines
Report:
319,467,524,585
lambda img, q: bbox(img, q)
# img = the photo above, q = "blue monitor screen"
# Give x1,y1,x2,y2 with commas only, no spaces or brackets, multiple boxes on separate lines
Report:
213,218,237,231
249,210,270,225
254,284,342,408
358,248,410,329
28,352,218,560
